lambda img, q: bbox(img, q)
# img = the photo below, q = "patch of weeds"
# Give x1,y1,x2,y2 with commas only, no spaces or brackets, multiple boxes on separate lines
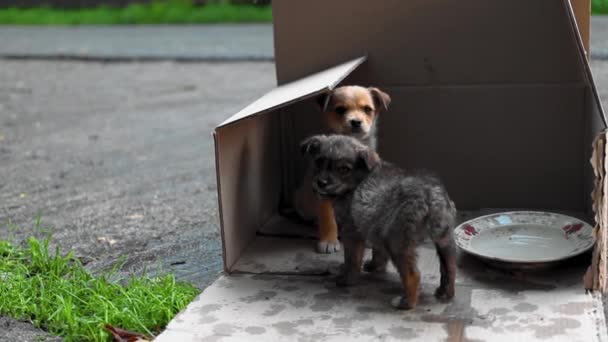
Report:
0,0,272,25
595,0,608,14
0,232,198,341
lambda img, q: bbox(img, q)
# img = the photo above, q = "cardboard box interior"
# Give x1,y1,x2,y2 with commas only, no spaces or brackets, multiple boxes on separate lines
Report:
214,0,606,274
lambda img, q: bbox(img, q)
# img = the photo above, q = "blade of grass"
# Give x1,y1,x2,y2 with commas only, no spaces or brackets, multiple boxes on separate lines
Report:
0,229,198,341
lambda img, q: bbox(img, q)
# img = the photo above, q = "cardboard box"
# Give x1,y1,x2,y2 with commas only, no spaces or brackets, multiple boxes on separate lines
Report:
214,0,605,275
572,0,591,54
157,1,608,340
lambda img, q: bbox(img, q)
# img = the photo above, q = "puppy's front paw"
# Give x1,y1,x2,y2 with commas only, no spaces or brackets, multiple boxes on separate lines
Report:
336,272,358,287
434,286,455,301
317,240,341,254
391,296,415,310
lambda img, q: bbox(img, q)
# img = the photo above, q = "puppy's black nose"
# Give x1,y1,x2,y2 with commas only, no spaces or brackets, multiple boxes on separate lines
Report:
350,119,362,128
317,178,329,189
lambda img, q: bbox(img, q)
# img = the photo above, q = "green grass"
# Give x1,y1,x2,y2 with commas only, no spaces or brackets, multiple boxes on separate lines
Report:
594,0,608,14
0,0,272,25
0,227,198,341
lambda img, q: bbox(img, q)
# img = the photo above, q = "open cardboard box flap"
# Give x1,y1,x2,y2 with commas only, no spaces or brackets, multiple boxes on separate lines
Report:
218,57,366,128
214,56,367,271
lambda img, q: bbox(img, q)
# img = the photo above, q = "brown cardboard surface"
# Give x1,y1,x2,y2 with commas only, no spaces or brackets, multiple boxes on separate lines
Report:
586,88,607,217
215,115,281,271
378,85,586,210
587,134,606,291
218,57,366,128
273,0,583,86
601,134,608,292
277,98,336,208
571,0,590,54
283,84,587,210
602,136,608,292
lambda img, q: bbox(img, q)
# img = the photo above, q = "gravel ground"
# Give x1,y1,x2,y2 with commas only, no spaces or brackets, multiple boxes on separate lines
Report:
0,60,275,341
0,317,62,342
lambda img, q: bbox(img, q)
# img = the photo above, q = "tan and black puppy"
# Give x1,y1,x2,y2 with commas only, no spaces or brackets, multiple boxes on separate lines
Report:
301,135,457,310
294,86,391,253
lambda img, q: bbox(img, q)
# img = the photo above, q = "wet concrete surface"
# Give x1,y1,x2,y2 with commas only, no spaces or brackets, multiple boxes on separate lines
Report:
157,254,606,341
0,60,275,340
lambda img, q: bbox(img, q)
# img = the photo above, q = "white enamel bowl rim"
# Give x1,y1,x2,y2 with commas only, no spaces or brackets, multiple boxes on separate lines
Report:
454,211,595,264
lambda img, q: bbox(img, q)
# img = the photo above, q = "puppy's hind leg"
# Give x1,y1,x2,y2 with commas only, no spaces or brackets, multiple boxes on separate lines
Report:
390,245,420,310
317,199,340,254
433,231,456,301
427,198,457,301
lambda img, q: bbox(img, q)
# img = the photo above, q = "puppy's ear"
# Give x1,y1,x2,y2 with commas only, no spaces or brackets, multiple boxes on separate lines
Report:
357,149,381,170
300,135,324,157
316,91,331,112
368,87,391,112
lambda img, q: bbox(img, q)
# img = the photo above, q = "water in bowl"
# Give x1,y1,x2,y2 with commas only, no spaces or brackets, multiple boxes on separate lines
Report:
469,224,576,262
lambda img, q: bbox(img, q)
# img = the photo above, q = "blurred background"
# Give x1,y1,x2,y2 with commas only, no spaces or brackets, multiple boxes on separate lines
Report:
0,0,272,25
2,0,608,25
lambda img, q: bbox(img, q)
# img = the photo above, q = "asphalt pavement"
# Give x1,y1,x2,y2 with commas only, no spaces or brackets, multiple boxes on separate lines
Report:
0,24,273,61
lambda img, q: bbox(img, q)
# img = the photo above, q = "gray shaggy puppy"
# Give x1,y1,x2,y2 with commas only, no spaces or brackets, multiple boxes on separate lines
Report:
301,134,457,310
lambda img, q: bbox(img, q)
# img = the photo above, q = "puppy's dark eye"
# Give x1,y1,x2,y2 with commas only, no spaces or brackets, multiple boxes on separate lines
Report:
363,106,373,114
335,106,347,116
338,166,351,175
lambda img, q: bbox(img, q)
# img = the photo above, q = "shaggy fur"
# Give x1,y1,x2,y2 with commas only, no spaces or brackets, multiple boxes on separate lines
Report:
301,134,457,310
